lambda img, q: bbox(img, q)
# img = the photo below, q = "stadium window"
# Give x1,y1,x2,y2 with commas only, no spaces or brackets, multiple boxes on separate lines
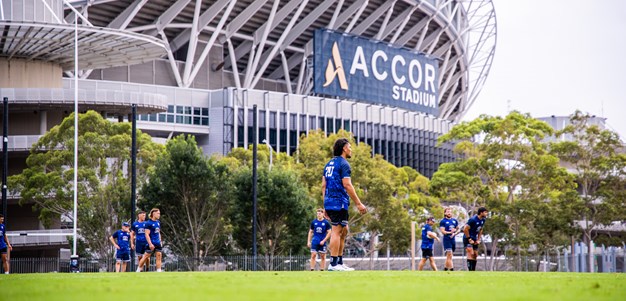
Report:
319,117,325,131
201,117,209,126
176,105,184,114
326,118,334,134
280,112,287,130
260,110,267,127
140,114,148,121
193,107,201,116
184,106,192,115
176,115,184,124
344,120,350,132
166,114,174,123
270,111,277,129
280,129,287,152
309,116,316,130
335,119,341,132
290,113,297,129
149,113,157,122
158,114,166,122
202,108,209,116
193,116,201,125
167,105,174,113
259,127,267,143
237,126,244,147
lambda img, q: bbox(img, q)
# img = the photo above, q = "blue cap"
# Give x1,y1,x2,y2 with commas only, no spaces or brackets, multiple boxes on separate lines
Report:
122,222,130,227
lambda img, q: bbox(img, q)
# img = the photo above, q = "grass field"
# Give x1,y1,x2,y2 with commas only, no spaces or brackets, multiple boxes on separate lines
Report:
1,271,625,301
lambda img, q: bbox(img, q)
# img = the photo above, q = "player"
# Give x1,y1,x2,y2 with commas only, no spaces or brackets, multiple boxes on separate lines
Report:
307,208,332,271
138,208,163,272
109,222,131,272
418,217,440,271
131,210,148,272
439,207,459,271
322,138,367,271
463,207,488,271
0,214,12,274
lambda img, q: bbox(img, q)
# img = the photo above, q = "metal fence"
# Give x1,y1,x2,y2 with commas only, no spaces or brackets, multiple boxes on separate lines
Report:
4,251,625,273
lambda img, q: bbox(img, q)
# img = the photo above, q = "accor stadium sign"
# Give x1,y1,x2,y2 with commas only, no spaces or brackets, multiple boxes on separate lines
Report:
313,29,440,115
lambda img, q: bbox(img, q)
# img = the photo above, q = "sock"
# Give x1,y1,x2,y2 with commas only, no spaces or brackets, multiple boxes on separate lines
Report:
467,260,472,271
338,256,343,265
331,256,338,266
469,260,477,271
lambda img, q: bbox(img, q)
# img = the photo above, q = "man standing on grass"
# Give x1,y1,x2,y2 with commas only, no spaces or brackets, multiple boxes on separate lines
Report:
138,208,163,272
0,215,12,274
307,208,332,271
439,207,459,271
322,138,367,272
463,207,488,271
109,222,131,272
131,210,148,272
418,217,440,271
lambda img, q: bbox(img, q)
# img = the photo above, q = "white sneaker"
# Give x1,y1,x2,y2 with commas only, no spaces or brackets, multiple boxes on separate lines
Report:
156,269,162,272
340,264,355,271
328,264,347,271
136,268,142,272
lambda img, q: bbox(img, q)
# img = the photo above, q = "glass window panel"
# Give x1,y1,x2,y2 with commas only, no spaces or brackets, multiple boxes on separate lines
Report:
167,105,174,113
202,108,209,116
158,114,166,122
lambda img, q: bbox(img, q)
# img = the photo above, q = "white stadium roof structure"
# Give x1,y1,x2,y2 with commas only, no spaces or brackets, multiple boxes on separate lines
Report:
60,0,496,122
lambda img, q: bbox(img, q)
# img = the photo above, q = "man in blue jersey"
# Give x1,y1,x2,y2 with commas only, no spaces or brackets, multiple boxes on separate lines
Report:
109,222,131,272
463,207,488,271
418,217,440,271
138,208,163,272
0,215,12,274
439,207,459,271
322,138,367,272
307,208,332,271
131,210,148,272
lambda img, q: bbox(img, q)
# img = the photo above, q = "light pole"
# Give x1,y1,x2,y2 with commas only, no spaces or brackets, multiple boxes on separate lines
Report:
262,139,273,170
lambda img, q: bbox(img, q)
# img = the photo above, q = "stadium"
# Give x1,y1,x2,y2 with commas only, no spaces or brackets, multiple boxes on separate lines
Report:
0,0,496,258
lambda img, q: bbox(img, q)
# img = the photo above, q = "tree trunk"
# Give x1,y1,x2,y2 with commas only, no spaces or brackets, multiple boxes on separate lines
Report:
586,230,594,273
489,238,498,271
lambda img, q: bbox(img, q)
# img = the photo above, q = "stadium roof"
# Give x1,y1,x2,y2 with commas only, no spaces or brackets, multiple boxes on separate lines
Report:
62,0,497,122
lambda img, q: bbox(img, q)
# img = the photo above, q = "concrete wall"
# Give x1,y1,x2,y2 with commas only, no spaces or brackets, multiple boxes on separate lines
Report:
0,59,63,88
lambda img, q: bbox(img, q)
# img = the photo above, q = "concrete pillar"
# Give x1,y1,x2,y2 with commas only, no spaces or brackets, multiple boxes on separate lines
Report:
39,110,47,134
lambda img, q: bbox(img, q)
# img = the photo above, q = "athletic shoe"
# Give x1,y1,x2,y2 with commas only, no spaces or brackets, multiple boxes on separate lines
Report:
328,264,348,271
340,264,355,271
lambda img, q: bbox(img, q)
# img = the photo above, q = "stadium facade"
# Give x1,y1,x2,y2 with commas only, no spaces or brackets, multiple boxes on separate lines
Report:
0,0,496,257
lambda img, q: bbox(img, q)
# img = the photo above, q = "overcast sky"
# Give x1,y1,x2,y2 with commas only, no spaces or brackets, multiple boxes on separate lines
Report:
463,0,626,139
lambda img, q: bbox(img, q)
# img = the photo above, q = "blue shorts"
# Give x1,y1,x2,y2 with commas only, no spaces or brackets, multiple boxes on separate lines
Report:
145,243,162,254
116,251,131,262
0,247,7,254
443,238,456,253
325,209,348,227
310,240,327,254
135,241,148,255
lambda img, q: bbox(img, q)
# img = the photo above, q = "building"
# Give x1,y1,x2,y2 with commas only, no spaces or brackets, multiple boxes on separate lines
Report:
0,0,497,257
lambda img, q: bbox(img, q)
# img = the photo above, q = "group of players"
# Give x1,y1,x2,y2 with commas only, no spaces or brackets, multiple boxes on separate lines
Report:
310,138,489,271
109,208,163,272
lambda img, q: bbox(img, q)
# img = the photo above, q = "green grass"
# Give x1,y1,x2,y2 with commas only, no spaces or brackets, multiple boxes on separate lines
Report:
1,271,625,301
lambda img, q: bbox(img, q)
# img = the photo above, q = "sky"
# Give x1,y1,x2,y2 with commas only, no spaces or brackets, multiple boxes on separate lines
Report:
463,0,626,139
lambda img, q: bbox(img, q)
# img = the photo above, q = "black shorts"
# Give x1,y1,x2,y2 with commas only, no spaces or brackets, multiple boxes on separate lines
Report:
145,243,163,254
463,237,478,250
422,248,433,259
135,241,148,255
325,209,348,227
0,247,7,254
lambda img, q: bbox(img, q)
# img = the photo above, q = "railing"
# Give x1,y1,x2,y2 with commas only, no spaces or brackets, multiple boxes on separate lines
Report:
4,252,625,274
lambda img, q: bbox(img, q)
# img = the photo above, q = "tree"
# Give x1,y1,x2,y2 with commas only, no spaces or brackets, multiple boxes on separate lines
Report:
230,162,313,270
550,111,626,272
296,130,439,257
10,110,162,259
141,135,234,268
434,112,575,270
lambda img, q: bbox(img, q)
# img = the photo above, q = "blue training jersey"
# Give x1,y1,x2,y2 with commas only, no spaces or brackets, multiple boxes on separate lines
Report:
464,215,486,240
310,219,331,242
323,156,351,211
421,224,434,249
0,224,6,249
145,219,161,245
132,221,147,243
439,217,459,241
112,230,131,253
